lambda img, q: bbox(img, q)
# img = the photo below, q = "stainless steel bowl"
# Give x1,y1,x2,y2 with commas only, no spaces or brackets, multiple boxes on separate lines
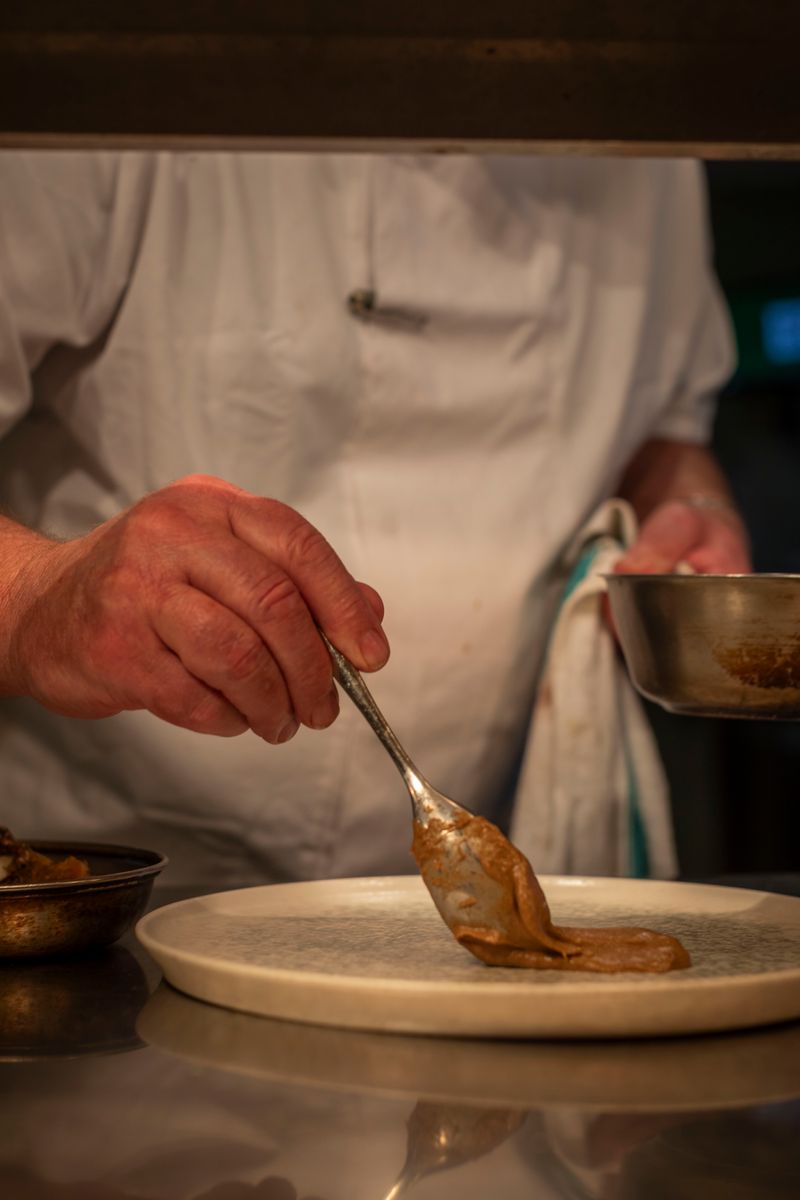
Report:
605,573,800,720
0,841,167,958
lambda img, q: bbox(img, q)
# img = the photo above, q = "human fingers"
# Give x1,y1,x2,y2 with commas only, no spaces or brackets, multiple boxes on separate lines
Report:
358,580,385,623
153,584,302,743
680,514,752,574
616,500,751,576
82,631,248,736
182,537,340,733
227,496,390,673
615,502,706,574
138,476,388,676
143,649,249,737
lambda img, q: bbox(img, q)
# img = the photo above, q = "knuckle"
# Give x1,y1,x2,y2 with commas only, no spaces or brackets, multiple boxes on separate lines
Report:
177,601,223,647
171,473,228,490
251,495,292,523
218,630,265,682
280,512,335,571
167,473,243,505
131,476,238,538
249,573,304,624
127,494,192,543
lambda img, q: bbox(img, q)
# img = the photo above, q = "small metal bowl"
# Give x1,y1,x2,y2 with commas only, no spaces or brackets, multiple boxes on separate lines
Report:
0,841,167,959
605,573,800,720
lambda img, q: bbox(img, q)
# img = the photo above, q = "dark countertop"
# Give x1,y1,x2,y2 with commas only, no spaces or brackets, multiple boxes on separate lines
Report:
1,883,799,1200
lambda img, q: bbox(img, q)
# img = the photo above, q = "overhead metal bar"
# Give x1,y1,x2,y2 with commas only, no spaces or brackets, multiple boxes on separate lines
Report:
2,2,799,157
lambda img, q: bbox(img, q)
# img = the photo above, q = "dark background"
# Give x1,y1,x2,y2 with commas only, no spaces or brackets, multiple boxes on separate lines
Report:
658,161,800,880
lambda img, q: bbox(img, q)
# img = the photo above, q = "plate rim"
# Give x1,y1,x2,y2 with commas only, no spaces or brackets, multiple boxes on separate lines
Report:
136,873,800,998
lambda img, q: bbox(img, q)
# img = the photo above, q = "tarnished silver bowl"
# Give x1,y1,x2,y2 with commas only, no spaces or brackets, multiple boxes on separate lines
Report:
0,841,167,958
605,573,800,720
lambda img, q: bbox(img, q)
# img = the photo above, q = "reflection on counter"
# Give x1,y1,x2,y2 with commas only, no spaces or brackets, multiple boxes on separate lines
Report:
138,983,800,1113
516,1103,800,1200
383,1103,527,1199
2,974,798,1199
134,984,800,1198
0,946,149,1059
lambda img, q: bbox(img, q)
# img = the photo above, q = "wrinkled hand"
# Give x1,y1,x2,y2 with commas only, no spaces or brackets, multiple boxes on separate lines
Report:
4,475,389,743
614,498,752,576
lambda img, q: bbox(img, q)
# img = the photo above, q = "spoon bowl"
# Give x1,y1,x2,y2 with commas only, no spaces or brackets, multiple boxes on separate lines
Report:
321,633,564,953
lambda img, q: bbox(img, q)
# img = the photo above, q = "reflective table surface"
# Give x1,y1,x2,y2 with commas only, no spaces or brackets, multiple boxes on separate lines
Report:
2,884,799,1200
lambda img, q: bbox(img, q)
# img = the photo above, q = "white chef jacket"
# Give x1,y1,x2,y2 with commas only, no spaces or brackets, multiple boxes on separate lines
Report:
0,152,734,886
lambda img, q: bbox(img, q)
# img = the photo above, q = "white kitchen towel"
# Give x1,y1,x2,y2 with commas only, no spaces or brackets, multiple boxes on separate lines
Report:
510,498,678,879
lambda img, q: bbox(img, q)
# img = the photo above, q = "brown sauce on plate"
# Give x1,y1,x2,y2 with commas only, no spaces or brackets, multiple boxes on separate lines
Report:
412,814,690,973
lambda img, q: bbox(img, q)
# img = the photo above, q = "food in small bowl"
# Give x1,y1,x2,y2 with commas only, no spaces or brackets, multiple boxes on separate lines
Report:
1,827,90,885
0,828,167,959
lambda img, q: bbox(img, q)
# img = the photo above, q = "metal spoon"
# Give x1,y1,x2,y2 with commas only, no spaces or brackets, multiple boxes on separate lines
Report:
321,633,560,952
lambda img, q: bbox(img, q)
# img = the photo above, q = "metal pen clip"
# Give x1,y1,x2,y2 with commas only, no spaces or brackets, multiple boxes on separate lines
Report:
346,288,428,332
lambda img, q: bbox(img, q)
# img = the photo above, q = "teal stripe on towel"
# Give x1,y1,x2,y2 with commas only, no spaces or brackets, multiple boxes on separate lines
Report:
560,538,651,879
626,761,650,879
562,543,599,603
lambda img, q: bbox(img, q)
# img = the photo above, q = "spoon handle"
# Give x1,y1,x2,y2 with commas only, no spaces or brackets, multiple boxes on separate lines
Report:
380,1165,421,1200
319,631,427,800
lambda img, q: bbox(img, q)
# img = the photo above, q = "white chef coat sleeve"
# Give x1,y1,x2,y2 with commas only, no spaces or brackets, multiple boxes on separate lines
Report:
0,151,142,439
645,163,737,447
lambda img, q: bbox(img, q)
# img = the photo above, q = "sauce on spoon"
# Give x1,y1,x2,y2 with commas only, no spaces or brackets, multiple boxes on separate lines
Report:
412,813,690,973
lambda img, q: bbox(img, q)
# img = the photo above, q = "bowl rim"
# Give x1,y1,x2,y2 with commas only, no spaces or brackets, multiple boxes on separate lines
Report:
603,572,800,583
0,840,168,896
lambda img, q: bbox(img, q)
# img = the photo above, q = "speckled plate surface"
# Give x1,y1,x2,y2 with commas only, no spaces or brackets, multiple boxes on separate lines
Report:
136,875,800,1039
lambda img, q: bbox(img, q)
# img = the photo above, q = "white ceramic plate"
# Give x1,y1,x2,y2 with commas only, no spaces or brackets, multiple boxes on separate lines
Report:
136,875,800,1039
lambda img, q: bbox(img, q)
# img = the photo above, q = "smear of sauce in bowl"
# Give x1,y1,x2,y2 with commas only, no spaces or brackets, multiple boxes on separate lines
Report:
412,814,690,973
714,640,800,690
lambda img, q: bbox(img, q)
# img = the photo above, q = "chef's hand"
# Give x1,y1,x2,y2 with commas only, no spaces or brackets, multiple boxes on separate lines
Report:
0,475,389,743
614,497,752,576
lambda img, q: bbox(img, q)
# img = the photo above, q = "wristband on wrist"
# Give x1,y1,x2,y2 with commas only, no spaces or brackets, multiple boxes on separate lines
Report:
675,494,750,547
676,493,741,517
